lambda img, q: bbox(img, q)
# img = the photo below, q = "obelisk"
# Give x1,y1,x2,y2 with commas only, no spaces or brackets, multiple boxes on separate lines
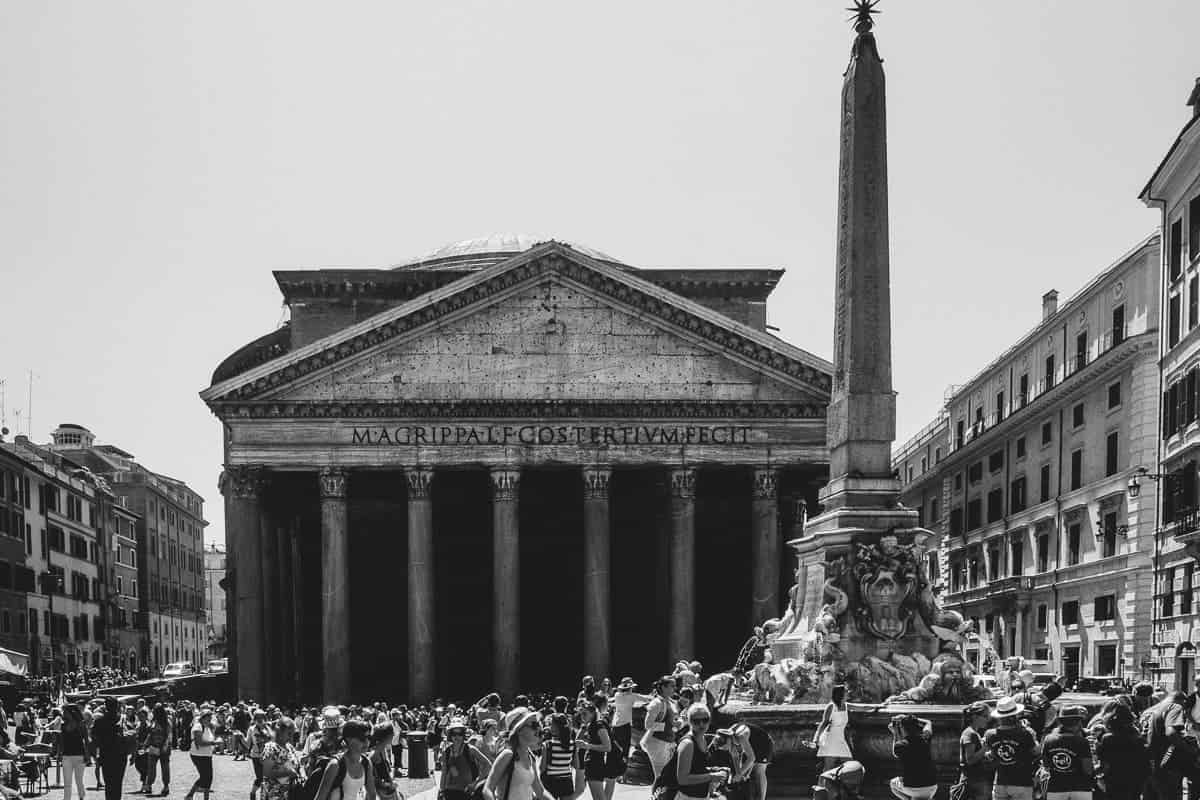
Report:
773,2,930,678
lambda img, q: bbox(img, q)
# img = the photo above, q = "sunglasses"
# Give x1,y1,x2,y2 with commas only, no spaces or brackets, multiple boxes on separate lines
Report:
692,717,711,724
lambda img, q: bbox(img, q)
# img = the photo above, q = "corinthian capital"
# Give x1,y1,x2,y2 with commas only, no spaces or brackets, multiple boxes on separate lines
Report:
406,468,434,500
221,466,265,500
582,467,612,501
669,468,696,499
319,467,348,499
490,468,521,502
752,468,778,500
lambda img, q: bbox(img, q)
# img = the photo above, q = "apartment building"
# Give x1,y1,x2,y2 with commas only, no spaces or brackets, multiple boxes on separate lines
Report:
203,543,226,659
1141,77,1200,688
0,447,33,657
50,424,207,671
896,234,1161,683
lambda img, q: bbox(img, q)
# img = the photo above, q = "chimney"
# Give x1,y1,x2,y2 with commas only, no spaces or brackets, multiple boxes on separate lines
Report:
1189,77,1200,120
1042,290,1059,321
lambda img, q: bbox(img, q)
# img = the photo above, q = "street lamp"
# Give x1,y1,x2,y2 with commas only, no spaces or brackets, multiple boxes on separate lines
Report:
1127,466,1176,499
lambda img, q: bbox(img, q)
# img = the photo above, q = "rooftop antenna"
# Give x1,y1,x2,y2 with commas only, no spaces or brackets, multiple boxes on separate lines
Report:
26,370,33,441
0,379,6,431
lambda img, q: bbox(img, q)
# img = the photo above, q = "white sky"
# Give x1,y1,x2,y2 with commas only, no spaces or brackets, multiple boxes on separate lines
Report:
2,1,1197,547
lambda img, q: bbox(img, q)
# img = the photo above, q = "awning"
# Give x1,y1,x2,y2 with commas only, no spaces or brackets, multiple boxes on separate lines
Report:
0,648,29,676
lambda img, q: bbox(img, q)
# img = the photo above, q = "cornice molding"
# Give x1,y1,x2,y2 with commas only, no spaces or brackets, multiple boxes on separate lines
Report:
203,246,831,405
210,399,826,421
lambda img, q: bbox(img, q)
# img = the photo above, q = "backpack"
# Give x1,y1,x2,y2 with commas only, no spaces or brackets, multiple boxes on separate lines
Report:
1021,691,1050,734
299,753,367,800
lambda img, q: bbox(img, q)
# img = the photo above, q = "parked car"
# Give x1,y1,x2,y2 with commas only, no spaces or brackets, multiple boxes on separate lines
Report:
205,658,228,674
975,675,1004,698
1029,672,1059,687
1073,675,1123,695
161,661,196,678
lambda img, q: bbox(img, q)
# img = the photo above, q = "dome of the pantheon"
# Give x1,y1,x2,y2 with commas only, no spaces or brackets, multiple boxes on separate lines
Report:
391,233,628,272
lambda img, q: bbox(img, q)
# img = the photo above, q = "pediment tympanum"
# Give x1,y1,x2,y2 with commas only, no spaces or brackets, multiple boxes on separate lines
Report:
201,244,831,414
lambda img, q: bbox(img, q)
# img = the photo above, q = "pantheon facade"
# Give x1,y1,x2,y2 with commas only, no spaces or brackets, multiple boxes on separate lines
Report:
202,235,832,704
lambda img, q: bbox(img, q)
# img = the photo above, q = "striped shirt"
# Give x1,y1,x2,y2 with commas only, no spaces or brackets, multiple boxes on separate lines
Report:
542,739,575,777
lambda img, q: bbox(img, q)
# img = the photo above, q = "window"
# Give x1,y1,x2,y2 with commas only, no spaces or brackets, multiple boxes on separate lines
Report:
1097,643,1118,676
1037,604,1047,630
1016,436,1027,459
117,576,123,596
1075,331,1088,371
1183,565,1195,614
1170,293,1182,349
1094,594,1116,622
1045,355,1056,389
949,508,964,537
1068,523,1081,565
1072,402,1085,428
1163,568,1176,617
1010,477,1027,513
1190,277,1199,332
47,526,65,552
996,391,1005,423
935,447,942,463
1042,421,1053,445
1070,449,1083,491
1010,537,1023,574
1062,600,1079,626
1192,195,1200,263
1034,646,1049,661
954,473,963,491
1101,510,1118,558
1171,217,1185,280
1189,369,1198,425
956,420,965,449
1040,464,1052,503
1108,381,1122,409
987,490,1003,523
989,450,1004,473
1105,432,1119,477
1037,534,1049,572
968,462,983,484
929,498,940,523
967,498,982,531
1019,373,1029,407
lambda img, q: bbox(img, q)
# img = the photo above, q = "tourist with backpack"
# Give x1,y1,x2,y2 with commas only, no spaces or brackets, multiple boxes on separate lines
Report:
576,695,617,800
485,711,551,800
368,723,400,800
315,720,375,800
437,718,490,800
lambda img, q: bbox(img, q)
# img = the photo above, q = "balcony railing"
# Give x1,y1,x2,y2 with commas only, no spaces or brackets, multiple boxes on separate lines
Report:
951,323,1130,453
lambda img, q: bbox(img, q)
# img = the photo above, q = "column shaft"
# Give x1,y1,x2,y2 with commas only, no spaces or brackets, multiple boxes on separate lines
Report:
290,521,305,700
320,468,351,701
406,469,436,702
276,521,294,703
750,469,780,627
668,468,697,661
223,466,265,701
259,508,279,704
582,467,612,680
491,468,521,697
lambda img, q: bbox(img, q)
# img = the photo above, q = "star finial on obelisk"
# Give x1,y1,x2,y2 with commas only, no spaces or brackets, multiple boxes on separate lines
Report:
846,0,881,34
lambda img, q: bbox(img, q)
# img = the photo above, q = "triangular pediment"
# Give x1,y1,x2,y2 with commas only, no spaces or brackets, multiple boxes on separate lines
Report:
202,244,832,411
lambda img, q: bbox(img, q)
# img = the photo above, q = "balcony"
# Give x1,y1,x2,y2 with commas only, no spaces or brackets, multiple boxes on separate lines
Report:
944,574,1033,607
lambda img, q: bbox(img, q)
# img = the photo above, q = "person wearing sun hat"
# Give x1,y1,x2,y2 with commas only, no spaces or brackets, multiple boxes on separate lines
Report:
983,696,1040,800
439,718,490,800
1040,705,1092,800
610,677,650,765
484,711,547,800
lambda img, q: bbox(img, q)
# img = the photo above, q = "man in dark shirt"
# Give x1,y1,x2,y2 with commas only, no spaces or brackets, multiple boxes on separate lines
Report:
889,715,938,799
1146,691,1189,799
983,696,1040,800
1040,705,1092,800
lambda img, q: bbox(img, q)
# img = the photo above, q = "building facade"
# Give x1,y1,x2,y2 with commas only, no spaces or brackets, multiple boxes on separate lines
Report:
896,235,1161,684
203,543,226,659
203,235,833,704
50,425,207,673
105,498,142,672
1141,78,1200,689
0,447,33,658
1,437,107,673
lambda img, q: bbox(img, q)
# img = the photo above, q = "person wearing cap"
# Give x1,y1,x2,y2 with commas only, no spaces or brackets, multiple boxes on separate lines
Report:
302,707,343,774
983,696,1040,800
957,702,994,800
249,709,272,800
639,675,678,781
610,678,650,766
439,718,490,800
888,714,937,800
812,759,864,800
1039,705,1092,800
484,711,549,800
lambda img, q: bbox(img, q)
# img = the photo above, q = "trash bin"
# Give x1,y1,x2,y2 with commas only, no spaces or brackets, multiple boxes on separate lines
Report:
407,731,430,778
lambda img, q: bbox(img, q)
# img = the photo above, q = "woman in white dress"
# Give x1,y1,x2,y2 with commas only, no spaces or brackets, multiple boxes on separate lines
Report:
812,685,852,771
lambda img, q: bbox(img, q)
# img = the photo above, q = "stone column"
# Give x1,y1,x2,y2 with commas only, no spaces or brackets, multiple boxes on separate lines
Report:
259,505,279,704
406,468,436,702
750,468,780,627
320,468,351,702
491,468,521,696
276,521,295,703
668,468,697,661
290,520,305,700
1015,606,1026,658
582,467,612,680
224,466,266,701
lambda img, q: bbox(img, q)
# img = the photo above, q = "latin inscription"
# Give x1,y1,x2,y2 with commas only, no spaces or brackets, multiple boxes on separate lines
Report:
350,424,753,447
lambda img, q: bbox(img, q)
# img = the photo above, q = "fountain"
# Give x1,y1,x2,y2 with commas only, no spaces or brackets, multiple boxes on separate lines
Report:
725,3,988,793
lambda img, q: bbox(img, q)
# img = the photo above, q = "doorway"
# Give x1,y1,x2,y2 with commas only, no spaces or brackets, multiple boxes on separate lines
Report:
1062,645,1081,685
